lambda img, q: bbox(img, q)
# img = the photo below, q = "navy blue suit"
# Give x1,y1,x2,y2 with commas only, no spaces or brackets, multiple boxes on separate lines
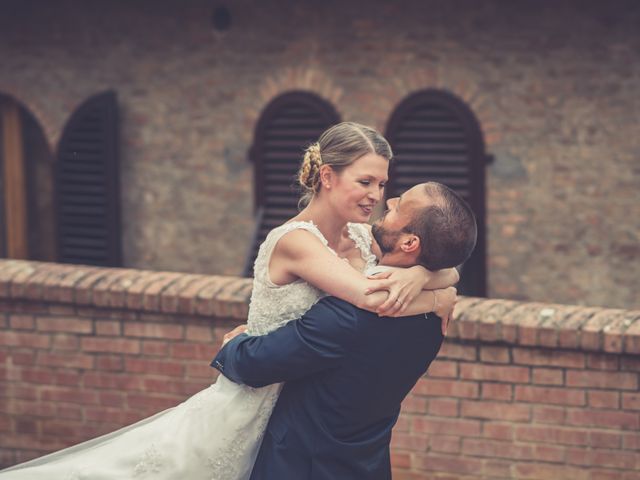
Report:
212,297,444,480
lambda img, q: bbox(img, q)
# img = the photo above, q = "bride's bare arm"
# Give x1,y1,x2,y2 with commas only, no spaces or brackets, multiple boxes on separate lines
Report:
271,230,437,315
271,230,457,334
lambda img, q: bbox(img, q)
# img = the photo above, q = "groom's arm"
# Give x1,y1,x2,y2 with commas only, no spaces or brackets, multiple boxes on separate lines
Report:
211,297,358,388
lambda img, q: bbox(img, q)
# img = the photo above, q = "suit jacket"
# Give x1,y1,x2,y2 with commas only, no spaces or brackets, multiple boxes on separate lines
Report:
212,296,444,480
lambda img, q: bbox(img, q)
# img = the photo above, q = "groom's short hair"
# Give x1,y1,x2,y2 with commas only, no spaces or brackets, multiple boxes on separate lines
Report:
404,182,477,271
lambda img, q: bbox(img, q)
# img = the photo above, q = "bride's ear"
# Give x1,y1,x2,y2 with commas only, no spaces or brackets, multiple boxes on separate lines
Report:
319,165,333,189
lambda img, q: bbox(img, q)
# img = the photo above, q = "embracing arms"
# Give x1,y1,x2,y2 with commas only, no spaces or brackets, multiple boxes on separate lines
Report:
272,229,456,328
212,298,356,388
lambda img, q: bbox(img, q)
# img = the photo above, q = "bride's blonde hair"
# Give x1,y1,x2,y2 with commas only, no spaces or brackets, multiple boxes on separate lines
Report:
298,122,392,207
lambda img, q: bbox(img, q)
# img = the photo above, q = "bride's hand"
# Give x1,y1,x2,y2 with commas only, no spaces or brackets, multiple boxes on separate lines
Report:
222,324,248,346
365,266,430,316
434,287,457,335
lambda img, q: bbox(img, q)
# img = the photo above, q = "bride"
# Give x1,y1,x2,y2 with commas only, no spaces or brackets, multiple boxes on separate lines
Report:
0,122,457,479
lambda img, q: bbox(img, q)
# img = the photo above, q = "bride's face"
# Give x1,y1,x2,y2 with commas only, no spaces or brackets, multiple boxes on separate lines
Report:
324,152,389,223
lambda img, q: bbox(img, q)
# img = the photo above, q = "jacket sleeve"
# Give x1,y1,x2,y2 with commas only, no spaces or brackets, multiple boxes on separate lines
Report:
211,298,358,388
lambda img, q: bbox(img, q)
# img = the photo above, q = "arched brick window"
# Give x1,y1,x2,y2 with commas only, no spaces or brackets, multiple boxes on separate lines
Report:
0,94,54,261
244,91,340,276
385,89,489,296
56,91,121,267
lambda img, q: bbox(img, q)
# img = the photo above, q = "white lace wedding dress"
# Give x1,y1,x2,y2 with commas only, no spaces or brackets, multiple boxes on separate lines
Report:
1,221,377,480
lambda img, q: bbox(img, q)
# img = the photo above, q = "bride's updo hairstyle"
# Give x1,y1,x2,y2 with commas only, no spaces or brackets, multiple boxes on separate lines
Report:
298,122,393,207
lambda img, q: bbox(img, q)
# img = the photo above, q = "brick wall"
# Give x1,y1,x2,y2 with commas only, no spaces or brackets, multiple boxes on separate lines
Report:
0,0,638,309
0,260,639,478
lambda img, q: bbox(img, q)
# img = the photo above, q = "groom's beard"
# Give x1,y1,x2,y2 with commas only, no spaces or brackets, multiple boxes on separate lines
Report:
371,222,401,256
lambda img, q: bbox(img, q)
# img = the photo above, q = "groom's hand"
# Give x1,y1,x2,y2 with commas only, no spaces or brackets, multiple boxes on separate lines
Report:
222,324,248,346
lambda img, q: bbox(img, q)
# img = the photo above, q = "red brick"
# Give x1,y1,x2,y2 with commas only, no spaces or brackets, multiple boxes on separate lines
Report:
479,346,510,363
515,385,585,406
53,371,81,386
566,408,639,430
185,325,214,342
534,444,565,463
0,331,51,349
427,398,458,417
426,359,458,378
513,462,589,480
390,452,411,469
592,450,636,469
429,435,460,454
10,350,36,365
566,370,638,390
481,382,512,400
95,320,121,336
19,367,56,385
512,348,585,368
124,358,184,377
482,459,511,478
96,355,124,372
126,393,180,412
123,322,183,340
622,392,640,410
142,340,170,356
390,432,429,451
586,353,620,370
98,391,125,407
621,357,640,372
461,400,530,422
82,372,143,391
56,403,84,420
588,390,620,409
532,367,564,385
15,419,38,434
37,352,95,370
400,395,427,414
413,378,479,398
515,425,589,446
565,448,589,466
84,407,127,424
186,363,216,379
438,342,477,361
170,343,216,361
482,422,513,440
622,432,639,450
412,417,481,437
532,405,567,424
82,337,140,354
462,438,535,460
36,317,93,334
41,387,98,405
51,334,80,351
9,315,35,330
589,431,622,449
413,453,483,474
460,363,530,383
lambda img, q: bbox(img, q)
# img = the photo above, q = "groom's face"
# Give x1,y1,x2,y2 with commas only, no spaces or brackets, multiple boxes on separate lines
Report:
371,185,429,255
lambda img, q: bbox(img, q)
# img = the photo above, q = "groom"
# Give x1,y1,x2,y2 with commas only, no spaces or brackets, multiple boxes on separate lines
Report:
213,182,477,479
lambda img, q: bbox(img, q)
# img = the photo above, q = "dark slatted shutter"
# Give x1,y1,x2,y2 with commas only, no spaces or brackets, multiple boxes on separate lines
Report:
244,91,340,276
386,90,489,296
55,91,121,266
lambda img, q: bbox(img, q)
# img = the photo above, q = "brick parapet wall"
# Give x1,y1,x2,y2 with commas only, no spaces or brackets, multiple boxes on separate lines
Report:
1,260,639,477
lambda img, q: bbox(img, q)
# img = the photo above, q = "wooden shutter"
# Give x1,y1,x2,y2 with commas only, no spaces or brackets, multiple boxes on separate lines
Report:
55,91,121,267
244,92,340,276
386,90,489,296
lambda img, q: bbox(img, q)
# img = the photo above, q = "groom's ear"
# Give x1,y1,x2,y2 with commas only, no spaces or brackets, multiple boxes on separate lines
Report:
400,234,421,254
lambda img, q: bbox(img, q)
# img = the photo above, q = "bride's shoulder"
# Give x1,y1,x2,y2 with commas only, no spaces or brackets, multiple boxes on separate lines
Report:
346,222,381,258
269,222,331,260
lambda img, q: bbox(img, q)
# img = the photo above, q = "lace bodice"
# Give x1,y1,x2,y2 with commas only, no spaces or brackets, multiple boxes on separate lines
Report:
247,221,377,336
